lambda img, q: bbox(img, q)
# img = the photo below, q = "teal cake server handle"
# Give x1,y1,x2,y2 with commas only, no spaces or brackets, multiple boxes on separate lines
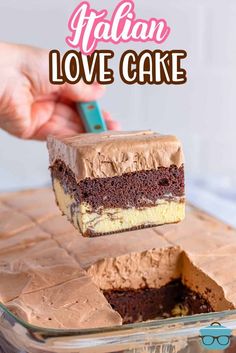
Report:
77,101,107,133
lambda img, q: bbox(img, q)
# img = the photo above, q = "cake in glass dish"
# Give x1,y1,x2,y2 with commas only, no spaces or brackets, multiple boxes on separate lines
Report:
1,189,236,329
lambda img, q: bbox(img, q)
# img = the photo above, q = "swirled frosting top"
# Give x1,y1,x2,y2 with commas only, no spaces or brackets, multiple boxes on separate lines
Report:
47,131,184,181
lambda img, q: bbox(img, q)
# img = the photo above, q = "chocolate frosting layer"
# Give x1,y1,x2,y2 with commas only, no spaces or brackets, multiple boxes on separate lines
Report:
47,131,184,181
56,205,236,296
0,193,122,329
56,230,181,290
0,239,84,302
7,277,122,329
182,252,234,312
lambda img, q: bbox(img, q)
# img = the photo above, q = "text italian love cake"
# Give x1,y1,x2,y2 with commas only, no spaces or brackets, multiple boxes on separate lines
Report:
47,131,185,236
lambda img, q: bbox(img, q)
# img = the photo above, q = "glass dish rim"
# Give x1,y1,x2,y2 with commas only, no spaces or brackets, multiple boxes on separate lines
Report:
2,302,236,337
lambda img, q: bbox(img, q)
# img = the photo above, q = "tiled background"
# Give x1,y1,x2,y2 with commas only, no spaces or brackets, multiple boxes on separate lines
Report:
0,0,236,223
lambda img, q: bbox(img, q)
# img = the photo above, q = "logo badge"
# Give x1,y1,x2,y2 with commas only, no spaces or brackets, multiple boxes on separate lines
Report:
199,322,232,350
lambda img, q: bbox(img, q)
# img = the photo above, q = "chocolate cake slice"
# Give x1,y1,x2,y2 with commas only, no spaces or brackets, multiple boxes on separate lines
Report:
47,131,185,236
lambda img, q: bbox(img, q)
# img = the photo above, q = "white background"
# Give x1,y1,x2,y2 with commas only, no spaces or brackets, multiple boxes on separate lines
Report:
0,0,236,223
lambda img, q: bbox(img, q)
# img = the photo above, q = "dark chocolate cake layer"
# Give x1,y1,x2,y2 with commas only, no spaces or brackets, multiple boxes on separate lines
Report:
51,160,184,210
104,280,213,324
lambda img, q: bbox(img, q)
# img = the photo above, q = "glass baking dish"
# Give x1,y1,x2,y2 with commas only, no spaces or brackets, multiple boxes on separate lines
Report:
1,303,236,353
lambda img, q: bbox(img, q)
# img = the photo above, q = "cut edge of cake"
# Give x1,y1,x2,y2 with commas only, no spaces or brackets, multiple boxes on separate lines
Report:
47,131,185,237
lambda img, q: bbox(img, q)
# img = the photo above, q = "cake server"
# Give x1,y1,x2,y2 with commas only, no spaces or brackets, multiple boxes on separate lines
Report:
77,101,107,133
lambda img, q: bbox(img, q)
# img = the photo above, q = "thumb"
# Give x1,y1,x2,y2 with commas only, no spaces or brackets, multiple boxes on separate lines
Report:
60,81,106,102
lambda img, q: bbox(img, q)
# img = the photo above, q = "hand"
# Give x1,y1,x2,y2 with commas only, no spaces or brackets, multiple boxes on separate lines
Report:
0,42,119,140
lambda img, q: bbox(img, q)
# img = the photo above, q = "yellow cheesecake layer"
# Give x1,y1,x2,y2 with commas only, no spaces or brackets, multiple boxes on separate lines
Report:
53,179,185,236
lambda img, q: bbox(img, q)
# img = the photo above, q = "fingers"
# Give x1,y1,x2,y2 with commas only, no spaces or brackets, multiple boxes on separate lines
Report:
33,123,82,141
29,101,85,140
103,110,121,131
106,120,120,130
60,81,105,102
32,119,84,140
28,98,120,140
